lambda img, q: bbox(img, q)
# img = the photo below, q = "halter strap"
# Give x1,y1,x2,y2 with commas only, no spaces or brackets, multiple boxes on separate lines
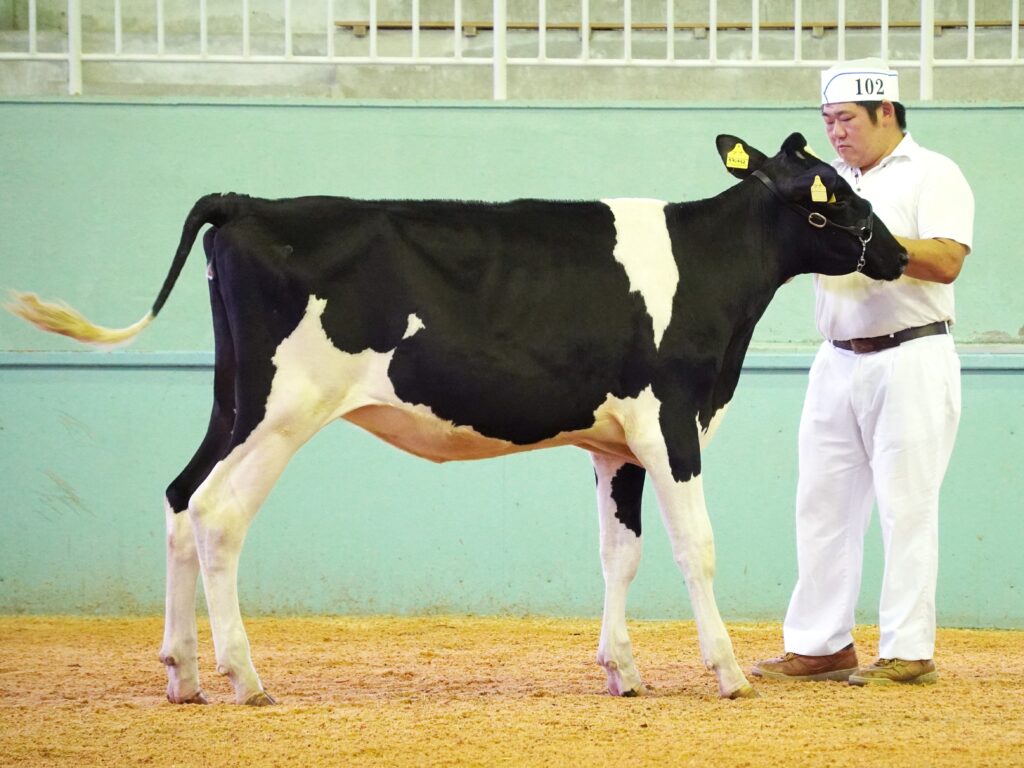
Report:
751,168,874,273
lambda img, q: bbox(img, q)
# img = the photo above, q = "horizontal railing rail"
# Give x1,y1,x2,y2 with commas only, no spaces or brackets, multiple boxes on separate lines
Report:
336,18,1024,38
1,0,1021,100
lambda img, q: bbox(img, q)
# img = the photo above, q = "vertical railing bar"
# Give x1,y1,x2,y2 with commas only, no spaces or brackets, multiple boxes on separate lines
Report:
200,0,208,57
666,0,674,60
327,0,335,58
29,0,37,55
370,0,378,59
966,0,975,60
493,0,507,99
284,0,293,57
1011,0,1020,60
580,0,590,60
751,0,759,61
67,0,82,94
114,0,123,54
412,0,420,59
157,0,165,55
539,0,547,61
454,0,464,58
793,0,802,61
837,0,846,61
708,0,717,63
242,0,251,57
880,0,889,59
624,0,632,61
920,0,934,99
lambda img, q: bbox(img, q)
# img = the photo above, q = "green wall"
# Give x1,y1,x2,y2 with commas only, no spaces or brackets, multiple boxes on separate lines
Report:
1,99,1022,626
1,99,1022,350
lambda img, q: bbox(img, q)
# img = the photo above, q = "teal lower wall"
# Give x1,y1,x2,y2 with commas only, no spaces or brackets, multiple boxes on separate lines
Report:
1,99,1022,624
2,351,1021,627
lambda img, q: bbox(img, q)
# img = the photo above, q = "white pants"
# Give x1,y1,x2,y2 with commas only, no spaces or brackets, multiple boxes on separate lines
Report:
783,333,961,660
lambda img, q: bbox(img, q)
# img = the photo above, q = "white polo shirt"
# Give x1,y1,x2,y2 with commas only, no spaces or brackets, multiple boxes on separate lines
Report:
814,133,975,341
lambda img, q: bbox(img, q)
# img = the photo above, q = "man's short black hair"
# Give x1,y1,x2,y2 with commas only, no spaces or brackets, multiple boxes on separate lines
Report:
856,101,907,131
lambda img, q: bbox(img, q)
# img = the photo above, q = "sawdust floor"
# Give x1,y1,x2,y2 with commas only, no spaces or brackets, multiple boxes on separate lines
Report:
0,616,1021,767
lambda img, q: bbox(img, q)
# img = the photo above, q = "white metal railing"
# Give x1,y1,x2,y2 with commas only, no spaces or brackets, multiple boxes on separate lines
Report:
1,0,1021,100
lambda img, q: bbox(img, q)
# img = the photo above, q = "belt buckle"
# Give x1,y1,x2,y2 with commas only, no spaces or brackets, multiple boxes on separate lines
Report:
849,338,876,354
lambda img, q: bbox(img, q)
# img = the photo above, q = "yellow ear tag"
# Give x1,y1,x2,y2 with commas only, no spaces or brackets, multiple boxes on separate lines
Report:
829,193,837,203
810,175,828,203
726,143,750,170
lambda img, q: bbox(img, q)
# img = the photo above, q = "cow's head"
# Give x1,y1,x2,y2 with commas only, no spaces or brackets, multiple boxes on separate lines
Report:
715,132,908,281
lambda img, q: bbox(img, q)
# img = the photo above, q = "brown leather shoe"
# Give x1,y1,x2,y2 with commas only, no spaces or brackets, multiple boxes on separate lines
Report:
849,658,938,686
751,643,859,682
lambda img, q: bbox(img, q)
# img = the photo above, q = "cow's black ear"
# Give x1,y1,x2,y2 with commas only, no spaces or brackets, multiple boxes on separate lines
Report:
716,135,768,178
781,132,821,163
782,132,807,154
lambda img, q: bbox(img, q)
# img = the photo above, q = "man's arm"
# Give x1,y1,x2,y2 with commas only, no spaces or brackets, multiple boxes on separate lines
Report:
895,236,969,284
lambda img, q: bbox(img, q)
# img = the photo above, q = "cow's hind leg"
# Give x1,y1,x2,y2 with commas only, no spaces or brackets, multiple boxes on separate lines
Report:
160,253,236,705
187,393,326,705
592,453,647,696
189,297,341,705
627,397,755,699
160,501,207,704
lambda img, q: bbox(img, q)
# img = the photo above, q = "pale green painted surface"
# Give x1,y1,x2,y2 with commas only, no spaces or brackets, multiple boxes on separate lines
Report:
1,100,1022,624
2,354,1020,626
2,100,1022,350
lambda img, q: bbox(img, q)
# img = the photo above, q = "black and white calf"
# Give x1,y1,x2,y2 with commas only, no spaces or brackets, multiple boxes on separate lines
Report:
10,132,907,704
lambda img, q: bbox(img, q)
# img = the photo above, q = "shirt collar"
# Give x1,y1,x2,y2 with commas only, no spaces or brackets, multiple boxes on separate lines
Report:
834,132,918,175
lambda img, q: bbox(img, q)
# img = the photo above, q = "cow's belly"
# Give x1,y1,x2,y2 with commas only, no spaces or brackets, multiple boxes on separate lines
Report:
343,403,638,465
343,404,518,462
262,295,641,466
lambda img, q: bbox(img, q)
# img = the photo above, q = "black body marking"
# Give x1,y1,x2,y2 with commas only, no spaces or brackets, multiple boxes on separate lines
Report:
610,463,646,537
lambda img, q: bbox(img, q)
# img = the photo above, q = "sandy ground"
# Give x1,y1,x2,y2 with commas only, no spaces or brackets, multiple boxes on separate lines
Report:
0,615,1021,767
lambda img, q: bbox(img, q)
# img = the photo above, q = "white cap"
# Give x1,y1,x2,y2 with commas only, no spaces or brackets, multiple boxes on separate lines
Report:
820,58,900,105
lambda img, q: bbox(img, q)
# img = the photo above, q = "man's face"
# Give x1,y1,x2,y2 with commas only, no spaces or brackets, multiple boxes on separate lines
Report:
821,102,892,172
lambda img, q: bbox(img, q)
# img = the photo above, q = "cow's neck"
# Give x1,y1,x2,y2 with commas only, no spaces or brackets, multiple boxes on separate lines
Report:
662,189,785,425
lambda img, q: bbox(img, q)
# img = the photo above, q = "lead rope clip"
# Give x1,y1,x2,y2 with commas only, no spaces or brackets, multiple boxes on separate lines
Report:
855,230,873,273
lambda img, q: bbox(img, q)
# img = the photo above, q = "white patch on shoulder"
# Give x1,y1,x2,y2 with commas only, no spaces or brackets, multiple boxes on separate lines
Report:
601,198,680,349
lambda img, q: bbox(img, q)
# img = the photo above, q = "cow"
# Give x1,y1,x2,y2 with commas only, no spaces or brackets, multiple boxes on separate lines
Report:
9,132,907,705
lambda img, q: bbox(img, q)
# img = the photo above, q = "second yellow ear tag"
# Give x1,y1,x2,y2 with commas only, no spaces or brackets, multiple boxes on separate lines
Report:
810,175,828,203
726,143,749,170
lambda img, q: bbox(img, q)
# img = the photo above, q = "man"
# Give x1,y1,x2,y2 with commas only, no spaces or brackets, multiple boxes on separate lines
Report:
753,59,974,686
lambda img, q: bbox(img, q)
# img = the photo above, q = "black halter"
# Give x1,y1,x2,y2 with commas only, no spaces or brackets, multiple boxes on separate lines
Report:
751,168,875,272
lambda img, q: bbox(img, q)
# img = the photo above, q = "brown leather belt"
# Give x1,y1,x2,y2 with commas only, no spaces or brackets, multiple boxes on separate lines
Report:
831,321,949,354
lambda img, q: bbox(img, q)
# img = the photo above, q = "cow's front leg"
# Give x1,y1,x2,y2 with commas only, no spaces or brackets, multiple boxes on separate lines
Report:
592,453,646,696
654,472,755,698
627,398,755,699
159,500,207,704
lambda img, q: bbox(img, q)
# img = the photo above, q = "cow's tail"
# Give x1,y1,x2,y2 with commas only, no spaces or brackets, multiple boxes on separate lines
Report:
7,194,238,348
